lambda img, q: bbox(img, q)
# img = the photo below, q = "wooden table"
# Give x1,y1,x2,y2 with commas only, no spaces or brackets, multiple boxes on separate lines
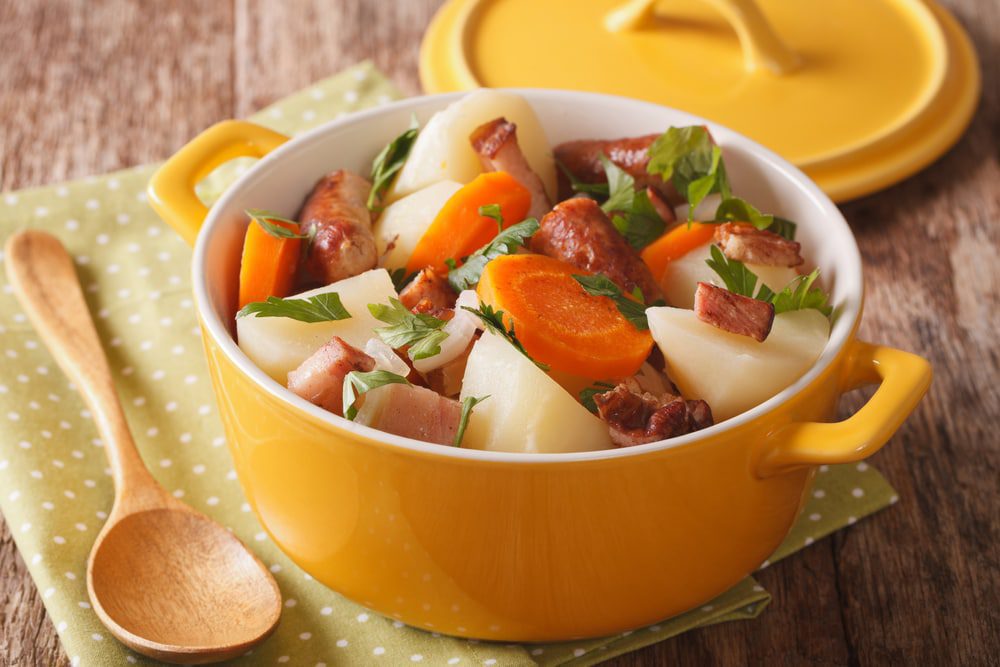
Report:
1,1,996,664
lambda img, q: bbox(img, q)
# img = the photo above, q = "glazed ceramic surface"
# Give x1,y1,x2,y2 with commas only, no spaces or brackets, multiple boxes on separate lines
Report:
148,90,931,641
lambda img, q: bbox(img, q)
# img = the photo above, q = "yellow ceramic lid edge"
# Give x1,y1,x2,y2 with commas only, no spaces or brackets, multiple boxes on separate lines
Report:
806,0,981,202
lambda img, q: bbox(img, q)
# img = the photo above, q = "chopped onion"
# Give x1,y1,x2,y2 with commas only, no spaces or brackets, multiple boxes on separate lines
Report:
632,362,669,396
412,290,479,373
363,338,410,377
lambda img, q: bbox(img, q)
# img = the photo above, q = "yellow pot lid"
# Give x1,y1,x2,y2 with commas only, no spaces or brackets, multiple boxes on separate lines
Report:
420,0,980,202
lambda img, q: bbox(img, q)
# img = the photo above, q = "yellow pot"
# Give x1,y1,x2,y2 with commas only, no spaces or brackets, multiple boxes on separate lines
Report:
147,91,931,641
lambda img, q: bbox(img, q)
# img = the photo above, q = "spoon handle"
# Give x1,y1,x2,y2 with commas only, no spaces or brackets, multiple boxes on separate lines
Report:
4,231,162,508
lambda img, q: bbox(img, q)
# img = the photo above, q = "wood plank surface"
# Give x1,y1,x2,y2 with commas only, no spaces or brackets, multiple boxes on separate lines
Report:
1,0,997,664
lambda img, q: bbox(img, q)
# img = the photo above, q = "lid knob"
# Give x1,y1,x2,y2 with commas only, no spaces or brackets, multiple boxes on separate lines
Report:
605,0,802,75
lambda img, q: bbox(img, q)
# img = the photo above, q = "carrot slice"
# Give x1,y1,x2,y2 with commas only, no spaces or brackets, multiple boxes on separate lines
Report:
640,222,716,282
237,217,302,309
406,172,531,274
477,254,653,379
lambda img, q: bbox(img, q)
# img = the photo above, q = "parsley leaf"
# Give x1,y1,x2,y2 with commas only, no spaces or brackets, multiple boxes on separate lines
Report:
705,245,831,316
478,204,503,233
647,126,731,220
461,304,550,371
768,216,797,241
770,269,832,316
705,244,765,298
713,197,774,231
571,274,651,330
367,115,419,212
447,218,540,292
556,159,610,197
246,208,314,241
237,293,351,323
454,395,489,446
579,381,616,414
342,370,411,421
368,298,449,361
595,155,666,250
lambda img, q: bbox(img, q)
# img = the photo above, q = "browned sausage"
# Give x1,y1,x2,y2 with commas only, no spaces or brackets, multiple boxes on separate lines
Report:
298,170,377,286
531,197,663,302
470,117,552,221
554,135,682,205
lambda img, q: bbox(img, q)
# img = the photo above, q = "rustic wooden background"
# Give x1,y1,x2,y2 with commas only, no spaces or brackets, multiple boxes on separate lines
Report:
1,0,997,664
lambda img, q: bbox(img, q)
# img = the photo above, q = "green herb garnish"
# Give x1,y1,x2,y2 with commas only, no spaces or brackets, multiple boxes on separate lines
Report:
597,155,668,250
454,395,489,446
713,197,773,231
478,204,504,233
769,269,832,316
367,115,419,212
705,244,768,299
571,274,652,330
768,217,797,241
557,159,610,197
237,293,351,323
368,298,449,361
461,304,549,371
706,245,831,316
579,381,615,414
646,126,731,220
246,208,314,241
342,370,411,421
447,218,540,292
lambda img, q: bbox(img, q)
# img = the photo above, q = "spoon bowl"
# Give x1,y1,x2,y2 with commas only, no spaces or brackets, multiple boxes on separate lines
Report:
89,507,281,663
5,230,282,664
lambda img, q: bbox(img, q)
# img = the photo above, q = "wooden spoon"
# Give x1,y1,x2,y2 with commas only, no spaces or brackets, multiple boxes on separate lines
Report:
5,230,282,664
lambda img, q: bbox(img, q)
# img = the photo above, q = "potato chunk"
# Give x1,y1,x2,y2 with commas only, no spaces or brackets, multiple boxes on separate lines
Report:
459,332,611,453
373,180,462,271
386,90,556,203
236,269,397,382
647,307,830,421
661,241,799,309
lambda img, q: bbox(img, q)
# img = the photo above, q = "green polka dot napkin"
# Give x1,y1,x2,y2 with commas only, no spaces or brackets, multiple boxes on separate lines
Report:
0,61,899,666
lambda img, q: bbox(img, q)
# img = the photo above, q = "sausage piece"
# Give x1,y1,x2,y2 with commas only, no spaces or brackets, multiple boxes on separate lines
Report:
531,197,663,302
470,117,552,221
298,170,378,286
554,135,682,205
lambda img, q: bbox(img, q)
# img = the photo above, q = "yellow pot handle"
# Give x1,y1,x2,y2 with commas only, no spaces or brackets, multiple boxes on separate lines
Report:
755,340,932,478
147,120,289,246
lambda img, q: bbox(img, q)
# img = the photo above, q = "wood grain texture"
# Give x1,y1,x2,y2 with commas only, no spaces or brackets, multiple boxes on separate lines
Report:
0,0,996,665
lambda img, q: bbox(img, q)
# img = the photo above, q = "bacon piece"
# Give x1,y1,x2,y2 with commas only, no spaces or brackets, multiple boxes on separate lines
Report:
470,117,552,221
714,222,803,267
694,282,774,342
531,197,663,302
398,267,457,318
287,336,375,416
298,170,378,286
354,382,462,445
593,383,713,447
554,135,683,204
